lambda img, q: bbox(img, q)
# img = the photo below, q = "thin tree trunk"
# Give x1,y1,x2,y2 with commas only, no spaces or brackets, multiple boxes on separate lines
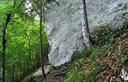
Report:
82,0,92,48
1,1,24,82
40,5,46,78
11,63,15,82
2,14,11,82
28,38,32,66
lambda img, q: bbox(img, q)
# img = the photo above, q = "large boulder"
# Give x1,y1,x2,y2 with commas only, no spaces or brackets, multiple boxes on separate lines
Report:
87,0,128,29
45,0,128,67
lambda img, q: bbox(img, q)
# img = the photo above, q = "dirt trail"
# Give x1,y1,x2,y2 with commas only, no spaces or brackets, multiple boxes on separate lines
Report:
43,69,65,82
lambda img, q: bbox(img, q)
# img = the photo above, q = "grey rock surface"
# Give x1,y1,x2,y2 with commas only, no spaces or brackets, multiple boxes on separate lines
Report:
45,0,128,67
33,65,52,77
87,0,128,29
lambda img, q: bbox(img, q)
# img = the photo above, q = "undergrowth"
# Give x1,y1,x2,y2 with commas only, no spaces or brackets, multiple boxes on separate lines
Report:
64,25,128,82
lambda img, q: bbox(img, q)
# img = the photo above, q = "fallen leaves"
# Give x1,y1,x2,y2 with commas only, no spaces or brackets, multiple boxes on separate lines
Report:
97,38,128,82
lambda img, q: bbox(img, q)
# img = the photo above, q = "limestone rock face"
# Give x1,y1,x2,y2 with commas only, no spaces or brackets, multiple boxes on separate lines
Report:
87,0,128,29
45,0,128,67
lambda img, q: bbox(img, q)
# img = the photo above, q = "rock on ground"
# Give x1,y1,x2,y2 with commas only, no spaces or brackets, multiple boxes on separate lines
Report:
33,65,52,77
45,0,128,67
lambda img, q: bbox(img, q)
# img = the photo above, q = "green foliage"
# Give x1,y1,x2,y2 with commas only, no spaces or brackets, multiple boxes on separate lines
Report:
22,75,44,82
22,75,32,82
0,0,48,82
33,76,44,82
5,16,48,81
65,45,109,82
0,1,13,14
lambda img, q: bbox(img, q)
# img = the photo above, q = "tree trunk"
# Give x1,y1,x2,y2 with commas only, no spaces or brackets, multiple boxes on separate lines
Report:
39,3,46,78
82,0,92,48
2,14,11,82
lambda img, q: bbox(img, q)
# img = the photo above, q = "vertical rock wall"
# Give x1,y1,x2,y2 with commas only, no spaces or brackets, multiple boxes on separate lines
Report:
45,0,86,66
45,0,128,66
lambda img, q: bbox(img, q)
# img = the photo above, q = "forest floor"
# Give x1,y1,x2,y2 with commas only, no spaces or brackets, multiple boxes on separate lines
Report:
32,65,67,82
23,65,65,82
43,68,65,82
64,26,128,82
32,25,128,82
